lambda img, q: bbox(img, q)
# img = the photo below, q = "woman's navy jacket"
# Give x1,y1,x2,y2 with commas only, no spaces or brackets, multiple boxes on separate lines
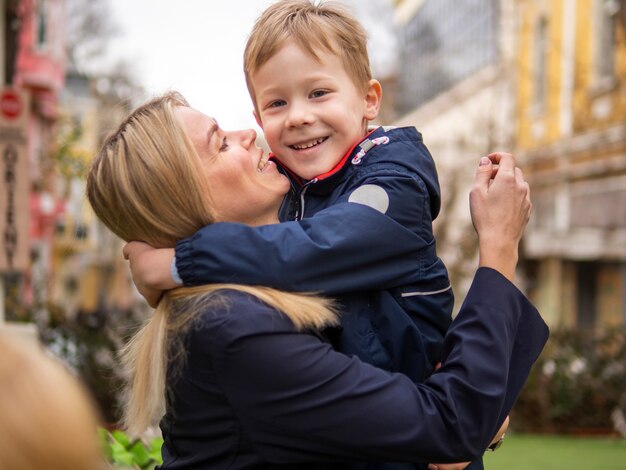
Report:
157,269,549,469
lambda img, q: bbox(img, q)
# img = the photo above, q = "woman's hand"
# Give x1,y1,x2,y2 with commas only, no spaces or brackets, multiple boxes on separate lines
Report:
122,242,177,307
470,153,532,281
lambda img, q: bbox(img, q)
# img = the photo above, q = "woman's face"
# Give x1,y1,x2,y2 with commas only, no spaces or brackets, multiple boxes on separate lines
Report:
175,106,290,226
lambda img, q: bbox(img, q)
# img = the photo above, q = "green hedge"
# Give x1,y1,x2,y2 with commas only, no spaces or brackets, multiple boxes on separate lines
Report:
512,326,626,435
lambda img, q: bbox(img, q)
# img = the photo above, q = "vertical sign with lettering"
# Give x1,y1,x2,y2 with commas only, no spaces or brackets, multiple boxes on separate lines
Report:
0,88,29,272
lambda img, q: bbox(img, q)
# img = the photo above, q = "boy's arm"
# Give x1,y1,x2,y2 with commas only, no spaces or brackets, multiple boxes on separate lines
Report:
123,169,435,303
176,169,435,290
122,199,424,305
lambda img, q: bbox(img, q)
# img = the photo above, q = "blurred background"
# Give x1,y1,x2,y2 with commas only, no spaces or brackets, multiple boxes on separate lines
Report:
0,0,625,467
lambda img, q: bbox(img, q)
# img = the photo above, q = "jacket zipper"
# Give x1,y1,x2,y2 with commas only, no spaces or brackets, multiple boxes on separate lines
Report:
295,179,317,221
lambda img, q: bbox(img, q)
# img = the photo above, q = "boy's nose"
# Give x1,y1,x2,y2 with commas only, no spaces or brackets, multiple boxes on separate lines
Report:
285,102,314,128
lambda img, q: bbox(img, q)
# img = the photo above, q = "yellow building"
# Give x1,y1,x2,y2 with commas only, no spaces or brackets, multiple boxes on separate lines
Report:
516,0,626,329
390,0,517,303
49,70,141,318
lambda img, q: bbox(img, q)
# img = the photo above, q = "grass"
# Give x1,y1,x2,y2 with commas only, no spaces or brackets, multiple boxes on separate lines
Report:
483,433,626,469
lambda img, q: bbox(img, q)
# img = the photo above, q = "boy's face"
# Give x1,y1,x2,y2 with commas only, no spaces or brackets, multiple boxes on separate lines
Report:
251,40,380,180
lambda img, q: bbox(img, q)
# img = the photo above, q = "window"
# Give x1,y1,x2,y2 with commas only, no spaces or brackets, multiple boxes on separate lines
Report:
397,0,498,114
594,0,620,84
576,262,598,331
533,17,548,109
36,0,47,48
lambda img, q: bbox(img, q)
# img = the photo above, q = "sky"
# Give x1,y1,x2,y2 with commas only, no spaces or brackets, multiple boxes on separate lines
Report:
106,0,398,131
107,0,276,131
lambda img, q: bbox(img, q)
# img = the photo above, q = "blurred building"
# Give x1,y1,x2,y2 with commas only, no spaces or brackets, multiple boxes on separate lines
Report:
390,0,626,329
1,0,139,327
46,65,145,420
390,0,517,302
0,0,66,336
14,0,67,309
515,0,626,329
49,68,139,318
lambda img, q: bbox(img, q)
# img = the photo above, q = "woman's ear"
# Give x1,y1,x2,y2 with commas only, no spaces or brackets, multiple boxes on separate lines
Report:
364,79,383,121
253,110,263,129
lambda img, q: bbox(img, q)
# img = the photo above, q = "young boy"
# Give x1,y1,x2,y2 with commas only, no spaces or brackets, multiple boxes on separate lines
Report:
236,0,454,383
127,2,491,467
133,0,453,382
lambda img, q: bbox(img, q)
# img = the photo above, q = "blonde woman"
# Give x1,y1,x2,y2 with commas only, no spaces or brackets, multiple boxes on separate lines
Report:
0,333,102,470
86,92,548,469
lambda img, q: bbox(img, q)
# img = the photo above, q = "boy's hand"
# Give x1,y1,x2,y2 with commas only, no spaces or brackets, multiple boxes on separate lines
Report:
123,242,177,307
427,462,469,470
428,462,472,470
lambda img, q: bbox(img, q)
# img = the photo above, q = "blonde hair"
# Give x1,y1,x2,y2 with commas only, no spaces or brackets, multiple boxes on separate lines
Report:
86,92,338,435
244,0,371,105
0,333,102,470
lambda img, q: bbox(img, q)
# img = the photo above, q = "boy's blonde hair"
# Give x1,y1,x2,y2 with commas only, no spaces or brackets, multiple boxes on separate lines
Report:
86,92,338,435
244,0,371,105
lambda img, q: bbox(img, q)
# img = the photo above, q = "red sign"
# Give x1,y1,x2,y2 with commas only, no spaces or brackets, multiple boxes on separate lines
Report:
0,87,29,272
0,90,23,119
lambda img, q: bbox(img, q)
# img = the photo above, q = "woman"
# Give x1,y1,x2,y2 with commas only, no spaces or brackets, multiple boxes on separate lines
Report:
86,92,548,469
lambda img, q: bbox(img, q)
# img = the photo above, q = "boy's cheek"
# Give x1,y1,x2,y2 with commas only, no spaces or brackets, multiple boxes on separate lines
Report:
261,126,281,150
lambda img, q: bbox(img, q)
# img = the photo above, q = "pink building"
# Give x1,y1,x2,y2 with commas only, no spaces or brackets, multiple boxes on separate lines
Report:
11,0,66,307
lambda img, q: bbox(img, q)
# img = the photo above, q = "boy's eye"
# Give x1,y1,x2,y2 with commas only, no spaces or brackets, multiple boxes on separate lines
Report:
310,90,328,98
219,137,229,151
268,99,286,108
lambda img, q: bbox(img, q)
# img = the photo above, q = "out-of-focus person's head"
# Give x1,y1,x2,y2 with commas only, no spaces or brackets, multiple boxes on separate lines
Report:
0,333,102,470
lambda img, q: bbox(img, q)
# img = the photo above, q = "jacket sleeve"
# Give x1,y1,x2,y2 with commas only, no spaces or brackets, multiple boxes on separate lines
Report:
176,168,439,293
209,268,549,464
333,164,438,243
176,202,431,294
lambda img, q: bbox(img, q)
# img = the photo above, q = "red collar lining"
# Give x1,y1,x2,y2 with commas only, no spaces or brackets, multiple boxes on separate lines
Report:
270,127,380,183
314,127,379,181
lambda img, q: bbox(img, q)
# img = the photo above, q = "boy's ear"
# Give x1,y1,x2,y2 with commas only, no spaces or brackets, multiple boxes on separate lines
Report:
364,79,383,121
253,110,264,129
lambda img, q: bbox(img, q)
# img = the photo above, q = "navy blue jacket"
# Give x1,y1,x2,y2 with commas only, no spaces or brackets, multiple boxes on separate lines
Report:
176,127,453,384
158,268,549,469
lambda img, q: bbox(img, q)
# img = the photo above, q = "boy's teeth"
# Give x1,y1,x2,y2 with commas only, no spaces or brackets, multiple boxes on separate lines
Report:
258,154,269,171
292,137,326,149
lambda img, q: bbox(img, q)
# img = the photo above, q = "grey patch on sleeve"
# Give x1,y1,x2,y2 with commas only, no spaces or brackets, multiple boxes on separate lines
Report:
348,184,390,214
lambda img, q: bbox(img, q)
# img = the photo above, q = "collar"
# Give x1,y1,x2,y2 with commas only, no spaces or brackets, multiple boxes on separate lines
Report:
269,126,382,188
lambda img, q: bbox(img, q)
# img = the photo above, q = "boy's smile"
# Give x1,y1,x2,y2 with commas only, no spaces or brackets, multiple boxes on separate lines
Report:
251,39,380,180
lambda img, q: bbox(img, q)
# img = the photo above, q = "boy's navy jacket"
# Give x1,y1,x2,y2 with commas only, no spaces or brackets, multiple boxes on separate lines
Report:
176,126,454,385
157,268,550,469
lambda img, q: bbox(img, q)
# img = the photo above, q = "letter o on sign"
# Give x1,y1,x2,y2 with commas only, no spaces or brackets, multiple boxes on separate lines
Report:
0,90,22,119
